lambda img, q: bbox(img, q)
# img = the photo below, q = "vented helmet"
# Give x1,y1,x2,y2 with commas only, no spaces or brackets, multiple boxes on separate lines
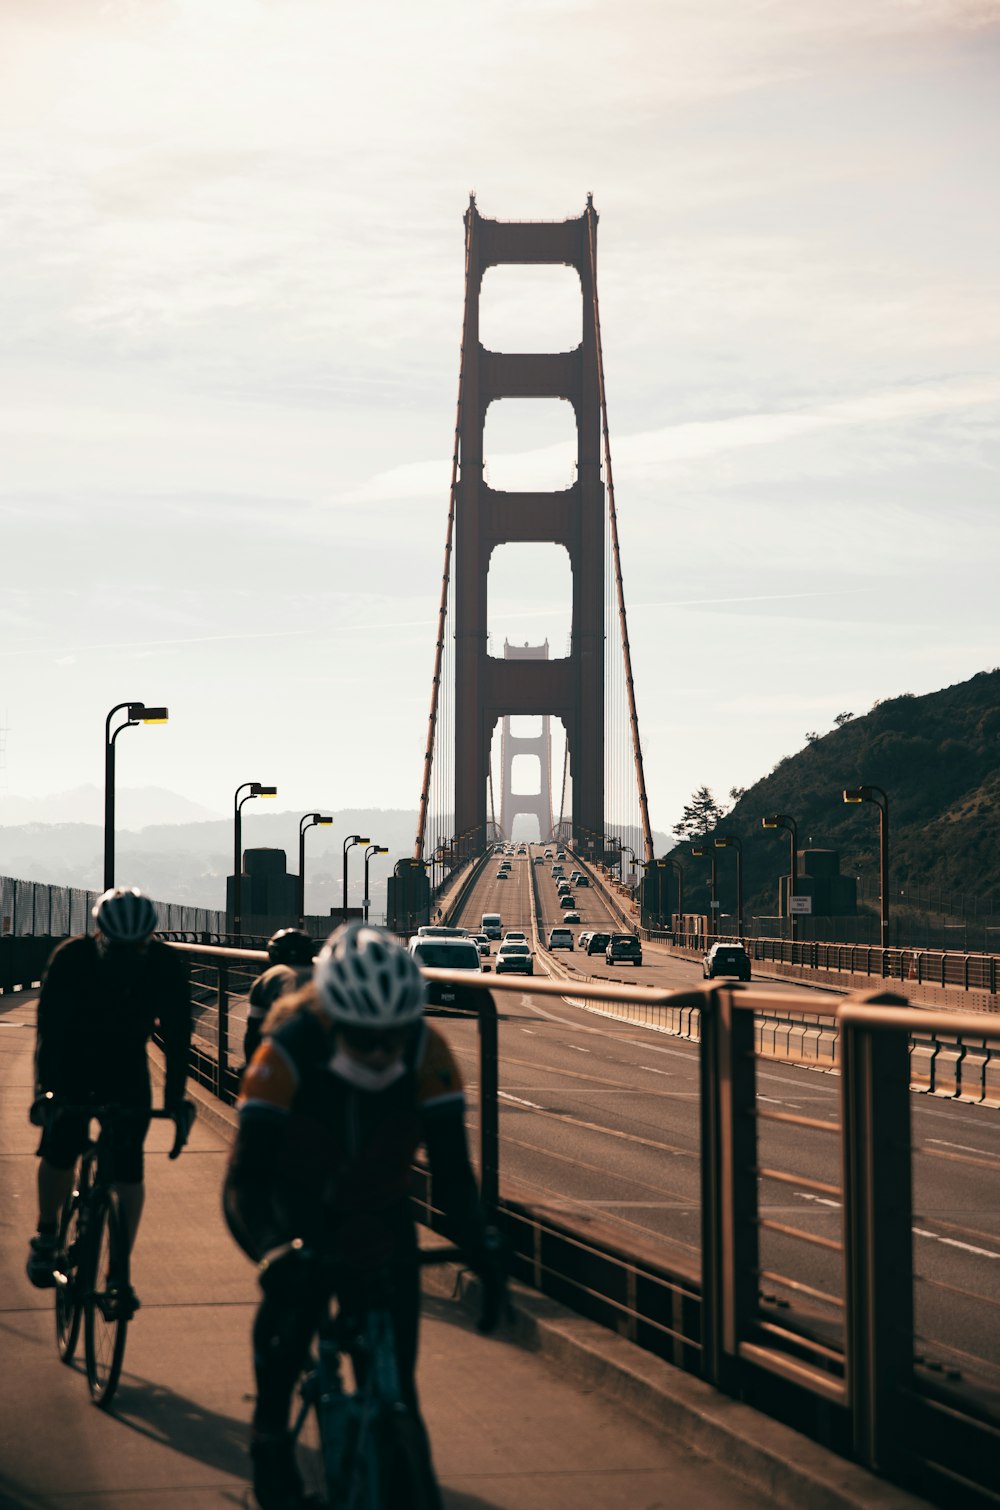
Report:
267,928,315,967
92,887,159,943
313,923,426,1028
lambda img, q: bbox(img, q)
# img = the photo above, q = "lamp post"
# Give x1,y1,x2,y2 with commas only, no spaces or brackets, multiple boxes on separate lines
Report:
690,843,718,938
363,844,390,924
621,844,637,893
298,812,333,927
233,782,277,937
104,702,169,890
762,814,798,941
714,836,744,940
844,785,890,949
342,833,371,913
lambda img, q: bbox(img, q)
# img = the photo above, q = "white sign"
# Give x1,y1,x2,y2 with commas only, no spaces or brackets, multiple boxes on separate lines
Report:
710,900,721,909
788,896,813,914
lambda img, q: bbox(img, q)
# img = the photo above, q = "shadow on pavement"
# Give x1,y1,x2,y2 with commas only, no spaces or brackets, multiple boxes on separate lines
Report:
109,1368,257,1481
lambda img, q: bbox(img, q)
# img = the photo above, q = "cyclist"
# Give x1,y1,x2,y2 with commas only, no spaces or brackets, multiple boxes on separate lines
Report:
224,921,502,1510
27,887,192,1300
244,927,315,1063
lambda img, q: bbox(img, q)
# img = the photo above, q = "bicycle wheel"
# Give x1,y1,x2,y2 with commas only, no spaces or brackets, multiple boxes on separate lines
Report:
374,1408,440,1510
55,1189,85,1363
83,1189,130,1407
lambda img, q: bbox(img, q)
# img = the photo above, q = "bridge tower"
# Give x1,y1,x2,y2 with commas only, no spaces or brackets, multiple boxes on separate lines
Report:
499,640,554,843
452,197,605,854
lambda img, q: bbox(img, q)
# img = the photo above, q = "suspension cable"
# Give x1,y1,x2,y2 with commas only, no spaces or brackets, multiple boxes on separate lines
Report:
586,197,655,865
414,201,474,861
556,727,569,844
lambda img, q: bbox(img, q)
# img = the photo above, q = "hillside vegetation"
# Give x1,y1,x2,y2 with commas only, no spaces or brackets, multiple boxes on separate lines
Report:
674,669,1000,923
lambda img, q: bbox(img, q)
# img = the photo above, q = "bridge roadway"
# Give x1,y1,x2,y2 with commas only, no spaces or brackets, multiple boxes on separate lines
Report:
3,986,806,1510
450,846,1000,1391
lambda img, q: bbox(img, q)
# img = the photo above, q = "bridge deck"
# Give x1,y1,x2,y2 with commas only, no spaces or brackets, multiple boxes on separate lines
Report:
1,990,784,1509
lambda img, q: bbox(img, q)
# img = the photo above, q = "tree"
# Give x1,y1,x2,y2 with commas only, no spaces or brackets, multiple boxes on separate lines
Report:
805,731,821,744
833,711,854,727
729,786,747,803
672,785,727,841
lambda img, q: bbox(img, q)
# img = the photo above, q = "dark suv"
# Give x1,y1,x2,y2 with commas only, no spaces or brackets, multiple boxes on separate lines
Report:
585,932,610,955
702,944,752,981
605,934,642,966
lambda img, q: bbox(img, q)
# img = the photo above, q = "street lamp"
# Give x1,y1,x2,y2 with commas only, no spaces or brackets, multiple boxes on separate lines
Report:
762,814,798,941
104,702,169,890
621,844,637,892
844,785,890,949
690,843,718,938
298,812,333,926
714,836,744,940
342,834,371,913
233,782,277,937
364,844,390,924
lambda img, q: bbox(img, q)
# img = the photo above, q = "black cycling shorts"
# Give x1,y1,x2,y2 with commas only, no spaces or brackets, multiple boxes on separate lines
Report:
37,1105,151,1184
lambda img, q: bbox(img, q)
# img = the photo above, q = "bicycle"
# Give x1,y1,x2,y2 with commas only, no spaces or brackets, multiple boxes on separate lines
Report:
49,1100,195,1407
284,1239,505,1509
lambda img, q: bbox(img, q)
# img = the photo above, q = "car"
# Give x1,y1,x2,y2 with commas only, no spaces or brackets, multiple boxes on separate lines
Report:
407,936,491,1006
533,854,544,863
416,925,468,938
500,860,512,871
548,927,574,950
481,912,502,939
556,850,566,860
496,941,533,975
570,871,582,883
578,931,592,948
702,943,752,981
605,934,643,966
470,934,491,957
544,849,553,858
502,930,527,943
562,911,581,924
551,866,565,878
495,870,508,880
585,932,610,955
576,876,590,887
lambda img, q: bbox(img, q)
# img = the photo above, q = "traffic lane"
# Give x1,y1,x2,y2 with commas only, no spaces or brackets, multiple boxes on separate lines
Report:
457,851,534,943
435,983,1000,1371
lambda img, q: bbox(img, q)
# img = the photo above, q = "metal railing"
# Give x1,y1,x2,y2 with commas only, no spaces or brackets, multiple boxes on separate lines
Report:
164,942,1000,1504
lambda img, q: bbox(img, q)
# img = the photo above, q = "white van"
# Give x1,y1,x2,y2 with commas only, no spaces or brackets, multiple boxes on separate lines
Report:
481,912,502,940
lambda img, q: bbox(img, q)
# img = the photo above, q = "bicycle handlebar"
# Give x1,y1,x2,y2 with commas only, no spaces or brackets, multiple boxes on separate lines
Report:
32,1097,197,1160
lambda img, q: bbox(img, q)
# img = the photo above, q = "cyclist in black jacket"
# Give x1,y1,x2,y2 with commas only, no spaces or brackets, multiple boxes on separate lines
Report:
27,888,192,1296
225,922,501,1510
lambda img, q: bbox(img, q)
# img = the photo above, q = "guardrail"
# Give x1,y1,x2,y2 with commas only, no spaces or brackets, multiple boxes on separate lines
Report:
164,940,1000,1505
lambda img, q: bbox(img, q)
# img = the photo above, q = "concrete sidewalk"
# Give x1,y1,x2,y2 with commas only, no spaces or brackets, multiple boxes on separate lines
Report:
0,991,923,1509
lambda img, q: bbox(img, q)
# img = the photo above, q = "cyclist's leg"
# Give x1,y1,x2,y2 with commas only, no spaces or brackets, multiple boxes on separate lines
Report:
29,1112,86,1288
250,1267,327,1508
107,1104,150,1258
389,1258,443,1509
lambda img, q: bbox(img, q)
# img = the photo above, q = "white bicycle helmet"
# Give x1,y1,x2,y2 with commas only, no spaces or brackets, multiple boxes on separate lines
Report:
313,923,426,1028
92,887,159,943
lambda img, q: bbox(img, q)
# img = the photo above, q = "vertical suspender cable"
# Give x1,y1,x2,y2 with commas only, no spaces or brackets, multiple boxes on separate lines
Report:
414,208,474,861
586,200,655,865
556,731,569,845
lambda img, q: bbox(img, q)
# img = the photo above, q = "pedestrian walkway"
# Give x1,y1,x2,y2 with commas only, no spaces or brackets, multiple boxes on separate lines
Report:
0,990,921,1508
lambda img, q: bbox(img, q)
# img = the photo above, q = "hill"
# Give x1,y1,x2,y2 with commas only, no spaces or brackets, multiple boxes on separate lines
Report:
671,668,1000,928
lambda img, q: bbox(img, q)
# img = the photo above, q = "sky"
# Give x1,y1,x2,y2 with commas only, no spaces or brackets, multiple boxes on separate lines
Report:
1,0,998,844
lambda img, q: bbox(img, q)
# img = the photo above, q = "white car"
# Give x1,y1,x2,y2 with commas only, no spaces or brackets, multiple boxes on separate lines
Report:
502,930,527,944
496,940,533,975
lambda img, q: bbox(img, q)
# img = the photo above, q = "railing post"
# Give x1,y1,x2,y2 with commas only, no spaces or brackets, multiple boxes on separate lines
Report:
700,987,758,1390
476,985,499,1219
217,962,230,1100
840,992,913,1472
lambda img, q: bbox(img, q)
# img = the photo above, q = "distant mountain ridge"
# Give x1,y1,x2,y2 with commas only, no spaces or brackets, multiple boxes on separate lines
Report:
676,668,1000,921
0,785,224,830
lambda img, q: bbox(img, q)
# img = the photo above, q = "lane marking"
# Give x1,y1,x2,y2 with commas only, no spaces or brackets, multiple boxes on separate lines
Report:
795,1193,1000,1260
569,1045,590,1054
912,1227,1000,1261
926,1138,1000,1160
498,1091,546,1111
639,1066,673,1077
